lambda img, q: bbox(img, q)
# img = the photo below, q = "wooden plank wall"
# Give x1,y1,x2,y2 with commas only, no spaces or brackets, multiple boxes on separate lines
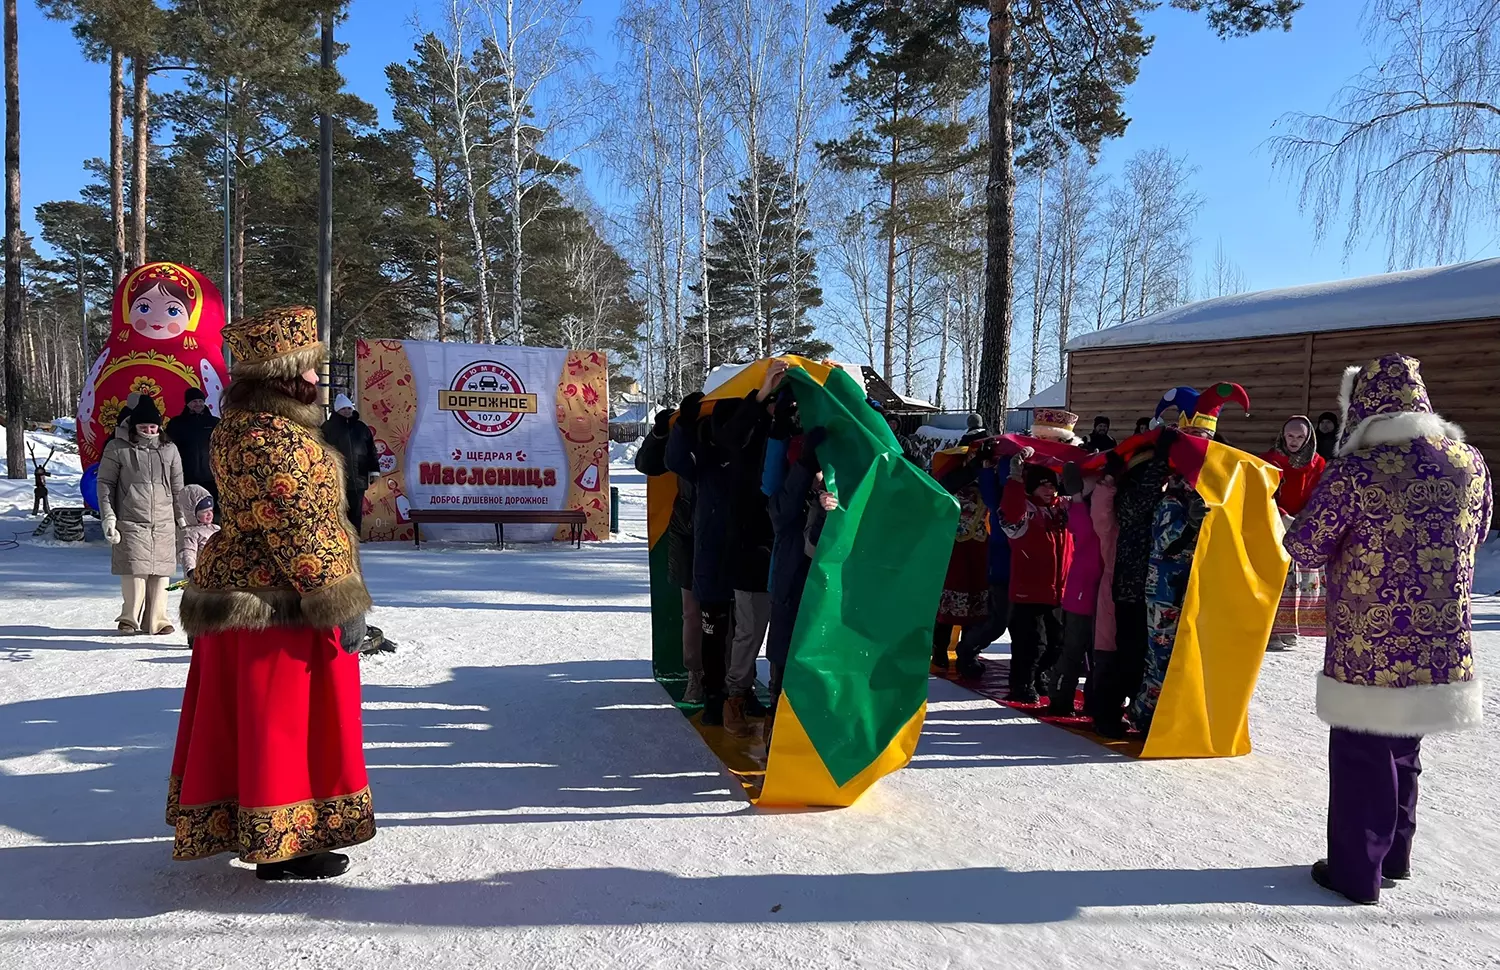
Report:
1066,334,1308,452
1067,319,1499,519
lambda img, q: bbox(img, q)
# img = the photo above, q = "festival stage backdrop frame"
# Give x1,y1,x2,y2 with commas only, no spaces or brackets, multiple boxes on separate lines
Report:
355,339,610,543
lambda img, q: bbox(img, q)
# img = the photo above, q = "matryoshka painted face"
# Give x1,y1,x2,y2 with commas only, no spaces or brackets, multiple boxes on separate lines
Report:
129,282,192,340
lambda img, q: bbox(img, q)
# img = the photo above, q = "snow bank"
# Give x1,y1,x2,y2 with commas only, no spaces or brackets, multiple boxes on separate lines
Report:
1067,258,1500,351
609,438,642,466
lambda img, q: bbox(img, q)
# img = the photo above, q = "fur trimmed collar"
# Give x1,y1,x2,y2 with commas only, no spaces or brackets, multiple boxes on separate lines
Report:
1336,364,1464,457
224,383,326,432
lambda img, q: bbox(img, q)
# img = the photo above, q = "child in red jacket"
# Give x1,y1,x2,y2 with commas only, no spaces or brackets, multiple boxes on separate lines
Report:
1000,456,1074,703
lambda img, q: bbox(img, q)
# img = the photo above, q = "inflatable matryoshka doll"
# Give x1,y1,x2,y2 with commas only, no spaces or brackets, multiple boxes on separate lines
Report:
76,262,227,470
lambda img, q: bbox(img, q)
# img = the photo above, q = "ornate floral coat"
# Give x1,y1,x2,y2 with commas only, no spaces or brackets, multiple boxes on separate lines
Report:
181,387,372,635
1285,354,1491,737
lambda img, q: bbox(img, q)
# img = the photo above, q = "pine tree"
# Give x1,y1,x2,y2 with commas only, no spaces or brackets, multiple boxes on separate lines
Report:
689,155,829,369
822,2,982,383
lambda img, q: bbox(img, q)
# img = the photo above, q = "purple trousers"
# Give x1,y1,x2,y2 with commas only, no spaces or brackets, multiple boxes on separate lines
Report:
1327,728,1422,901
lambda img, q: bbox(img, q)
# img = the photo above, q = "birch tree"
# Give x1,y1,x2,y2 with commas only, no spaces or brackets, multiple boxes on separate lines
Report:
1272,0,1500,267
474,0,595,345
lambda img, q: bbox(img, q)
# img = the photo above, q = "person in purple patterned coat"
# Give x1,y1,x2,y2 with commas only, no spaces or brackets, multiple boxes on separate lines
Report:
1285,354,1492,905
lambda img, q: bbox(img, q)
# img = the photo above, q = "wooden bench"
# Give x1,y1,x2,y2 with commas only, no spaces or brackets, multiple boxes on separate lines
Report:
407,509,587,550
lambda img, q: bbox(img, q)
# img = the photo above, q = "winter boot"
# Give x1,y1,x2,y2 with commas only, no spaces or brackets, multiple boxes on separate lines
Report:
742,692,770,718
700,693,725,728
930,644,950,672
256,852,351,882
682,671,705,705
116,620,139,636
956,654,985,681
722,696,750,737
1310,860,1379,905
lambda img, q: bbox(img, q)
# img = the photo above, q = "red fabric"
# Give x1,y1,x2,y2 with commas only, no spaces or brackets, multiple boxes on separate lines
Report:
172,627,368,816
1001,479,1073,605
1260,450,1326,515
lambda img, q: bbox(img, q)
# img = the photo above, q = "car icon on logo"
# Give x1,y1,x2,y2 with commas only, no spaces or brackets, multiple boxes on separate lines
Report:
476,375,499,391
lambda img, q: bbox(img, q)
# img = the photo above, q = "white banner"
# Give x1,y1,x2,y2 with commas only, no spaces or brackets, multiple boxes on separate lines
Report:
403,343,570,542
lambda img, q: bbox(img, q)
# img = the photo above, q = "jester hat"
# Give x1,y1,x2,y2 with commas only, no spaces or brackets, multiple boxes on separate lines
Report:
1185,382,1251,434
1155,387,1200,429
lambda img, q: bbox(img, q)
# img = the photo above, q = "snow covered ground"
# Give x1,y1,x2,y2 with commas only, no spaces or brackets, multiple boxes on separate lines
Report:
1,463,1499,969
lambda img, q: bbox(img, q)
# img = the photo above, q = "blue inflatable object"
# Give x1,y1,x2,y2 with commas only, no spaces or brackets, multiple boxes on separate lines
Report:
81,463,99,513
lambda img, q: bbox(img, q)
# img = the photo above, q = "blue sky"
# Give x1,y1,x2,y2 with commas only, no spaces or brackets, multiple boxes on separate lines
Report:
13,0,1458,292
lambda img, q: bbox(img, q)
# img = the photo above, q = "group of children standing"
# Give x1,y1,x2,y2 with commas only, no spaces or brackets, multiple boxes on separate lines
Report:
927,385,1323,741
638,363,1330,745
636,360,836,738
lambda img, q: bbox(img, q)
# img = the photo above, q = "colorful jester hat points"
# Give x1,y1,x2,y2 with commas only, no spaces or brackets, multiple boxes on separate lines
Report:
1187,382,1251,434
1155,386,1200,429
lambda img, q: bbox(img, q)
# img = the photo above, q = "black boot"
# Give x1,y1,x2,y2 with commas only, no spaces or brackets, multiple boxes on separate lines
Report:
700,693,725,727
256,852,350,882
743,692,771,717
1310,859,1380,905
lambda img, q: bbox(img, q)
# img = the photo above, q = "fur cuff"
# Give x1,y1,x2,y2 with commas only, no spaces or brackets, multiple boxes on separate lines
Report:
1315,672,1483,736
180,574,373,636
229,343,328,383
1338,411,1466,457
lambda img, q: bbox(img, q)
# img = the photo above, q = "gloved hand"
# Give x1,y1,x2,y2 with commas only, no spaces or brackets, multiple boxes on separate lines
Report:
1156,426,1180,455
678,392,705,427
338,614,368,655
651,407,677,437
102,515,121,545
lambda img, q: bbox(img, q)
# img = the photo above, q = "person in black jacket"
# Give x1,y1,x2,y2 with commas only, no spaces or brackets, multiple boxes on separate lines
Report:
635,396,706,703
1096,429,1174,738
666,396,738,727
715,361,786,736
321,393,378,533
165,387,220,502
1082,416,1117,453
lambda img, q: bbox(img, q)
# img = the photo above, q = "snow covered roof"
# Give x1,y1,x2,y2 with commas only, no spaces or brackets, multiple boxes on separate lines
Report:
1066,258,1500,352
1017,379,1066,409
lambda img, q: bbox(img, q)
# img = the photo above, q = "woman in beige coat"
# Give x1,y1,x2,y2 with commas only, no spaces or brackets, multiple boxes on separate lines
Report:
98,396,185,634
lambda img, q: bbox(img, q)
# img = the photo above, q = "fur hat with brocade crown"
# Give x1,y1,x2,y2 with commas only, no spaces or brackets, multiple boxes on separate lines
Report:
1336,354,1464,457
1029,407,1080,444
224,305,325,381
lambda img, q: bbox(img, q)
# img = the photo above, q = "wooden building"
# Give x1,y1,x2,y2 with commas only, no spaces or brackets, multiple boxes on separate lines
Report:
1065,260,1498,487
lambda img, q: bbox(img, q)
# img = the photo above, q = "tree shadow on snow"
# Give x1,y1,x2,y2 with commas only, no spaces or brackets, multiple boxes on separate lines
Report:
0,658,743,863
0,841,1353,924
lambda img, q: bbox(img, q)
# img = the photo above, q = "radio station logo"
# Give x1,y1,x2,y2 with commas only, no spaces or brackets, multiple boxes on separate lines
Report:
438,360,539,436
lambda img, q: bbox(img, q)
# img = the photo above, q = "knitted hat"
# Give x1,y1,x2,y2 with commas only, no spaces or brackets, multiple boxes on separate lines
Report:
1029,408,1079,443
184,386,207,404
224,306,325,380
1186,382,1250,434
195,494,215,514
131,397,162,426
1023,463,1060,493
334,393,355,413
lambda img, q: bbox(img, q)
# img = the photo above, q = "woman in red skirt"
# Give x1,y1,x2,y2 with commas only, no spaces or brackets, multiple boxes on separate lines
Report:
172,306,375,881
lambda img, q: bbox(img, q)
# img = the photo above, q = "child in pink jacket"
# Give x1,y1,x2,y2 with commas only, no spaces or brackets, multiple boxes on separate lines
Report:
1087,458,1123,729
1047,463,1103,716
